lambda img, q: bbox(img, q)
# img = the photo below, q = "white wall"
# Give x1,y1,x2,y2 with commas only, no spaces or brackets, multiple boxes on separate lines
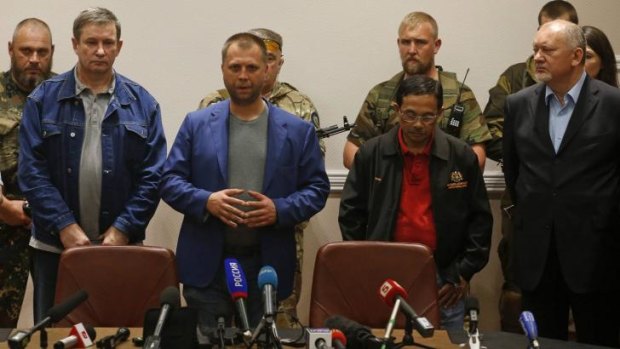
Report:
4,0,619,329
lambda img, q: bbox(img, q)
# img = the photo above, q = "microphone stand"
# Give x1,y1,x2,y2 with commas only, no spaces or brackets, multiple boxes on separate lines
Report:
401,315,414,347
316,116,355,139
39,328,47,349
217,317,226,349
393,317,435,349
248,315,282,349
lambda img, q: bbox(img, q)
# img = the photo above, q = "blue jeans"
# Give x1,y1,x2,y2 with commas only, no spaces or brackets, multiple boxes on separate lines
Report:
30,248,60,323
437,273,465,331
183,252,264,334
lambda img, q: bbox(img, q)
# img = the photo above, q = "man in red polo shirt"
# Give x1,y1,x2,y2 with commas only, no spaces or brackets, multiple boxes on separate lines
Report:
339,75,492,330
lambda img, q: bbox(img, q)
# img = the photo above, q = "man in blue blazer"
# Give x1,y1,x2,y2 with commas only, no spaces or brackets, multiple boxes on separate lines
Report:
160,32,329,331
503,20,620,347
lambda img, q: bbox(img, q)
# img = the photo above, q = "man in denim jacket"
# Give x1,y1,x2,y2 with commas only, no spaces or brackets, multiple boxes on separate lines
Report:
18,7,166,322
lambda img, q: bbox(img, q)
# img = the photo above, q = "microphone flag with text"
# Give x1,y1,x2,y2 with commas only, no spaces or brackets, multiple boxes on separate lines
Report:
224,258,252,336
378,279,434,338
519,310,540,349
53,323,96,349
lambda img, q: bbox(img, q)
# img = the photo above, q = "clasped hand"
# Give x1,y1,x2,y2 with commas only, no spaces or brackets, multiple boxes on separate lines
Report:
207,189,276,228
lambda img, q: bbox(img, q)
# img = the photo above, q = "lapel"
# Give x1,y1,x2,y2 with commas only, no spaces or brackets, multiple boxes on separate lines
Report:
531,84,555,154
209,100,230,181
557,76,598,155
262,103,287,192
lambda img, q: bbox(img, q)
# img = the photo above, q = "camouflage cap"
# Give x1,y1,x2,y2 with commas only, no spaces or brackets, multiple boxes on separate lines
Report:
247,28,283,51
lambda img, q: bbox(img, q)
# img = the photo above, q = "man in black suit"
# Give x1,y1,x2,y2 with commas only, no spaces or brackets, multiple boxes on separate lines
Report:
503,20,620,347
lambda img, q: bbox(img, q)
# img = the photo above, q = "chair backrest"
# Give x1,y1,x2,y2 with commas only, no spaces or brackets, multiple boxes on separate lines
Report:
54,245,179,327
309,241,439,329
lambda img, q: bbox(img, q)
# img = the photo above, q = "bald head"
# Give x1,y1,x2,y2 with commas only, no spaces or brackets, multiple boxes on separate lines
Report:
8,18,54,92
12,18,52,43
533,20,585,94
539,20,585,63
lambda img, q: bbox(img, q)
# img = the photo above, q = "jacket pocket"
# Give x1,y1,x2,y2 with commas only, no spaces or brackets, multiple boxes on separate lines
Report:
122,123,148,163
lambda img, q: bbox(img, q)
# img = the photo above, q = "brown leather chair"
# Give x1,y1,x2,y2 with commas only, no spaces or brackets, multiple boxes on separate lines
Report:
309,241,439,329
53,245,179,327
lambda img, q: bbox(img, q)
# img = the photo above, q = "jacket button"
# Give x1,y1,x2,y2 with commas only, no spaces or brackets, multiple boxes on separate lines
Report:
70,132,76,138
104,169,111,175
67,168,72,174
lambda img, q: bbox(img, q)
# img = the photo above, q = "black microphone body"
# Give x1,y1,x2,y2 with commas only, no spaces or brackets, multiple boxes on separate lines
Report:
8,290,88,349
465,297,479,335
324,315,389,349
143,286,179,349
394,296,434,338
465,297,481,349
95,327,130,349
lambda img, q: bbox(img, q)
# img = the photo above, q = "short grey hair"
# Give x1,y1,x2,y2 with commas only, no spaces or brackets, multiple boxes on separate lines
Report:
73,7,121,40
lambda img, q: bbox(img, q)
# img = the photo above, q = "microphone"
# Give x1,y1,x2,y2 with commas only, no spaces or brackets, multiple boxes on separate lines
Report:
224,258,251,336
257,265,278,318
53,323,96,349
465,297,480,349
331,329,347,349
378,279,434,338
324,315,387,349
519,311,540,349
95,327,130,349
143,286,180,349
8,290,88,349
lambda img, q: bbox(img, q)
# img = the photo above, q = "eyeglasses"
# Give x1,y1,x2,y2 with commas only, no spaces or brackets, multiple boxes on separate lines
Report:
398,110,438,124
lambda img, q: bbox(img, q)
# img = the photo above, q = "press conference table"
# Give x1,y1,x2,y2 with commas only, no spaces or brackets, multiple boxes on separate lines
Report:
5,328,616,348
1,328,459,348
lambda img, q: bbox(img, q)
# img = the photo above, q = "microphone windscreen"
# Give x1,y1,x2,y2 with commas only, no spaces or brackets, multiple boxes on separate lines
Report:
84,324,97,340
331,329,347,346
160,286,180,308
115,327,131,342
224,258,248,299
257,265,278,289
324,315,373,347
47,289,88,322
465,296,480,312
378,279,408,307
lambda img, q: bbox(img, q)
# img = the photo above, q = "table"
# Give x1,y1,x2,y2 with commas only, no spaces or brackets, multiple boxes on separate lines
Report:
1,328,458,348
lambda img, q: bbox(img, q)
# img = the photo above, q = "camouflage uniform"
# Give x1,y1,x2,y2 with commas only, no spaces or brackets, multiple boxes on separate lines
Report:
0,71,31,327
482,56,537,334
347,68,492,147
198,81,323,328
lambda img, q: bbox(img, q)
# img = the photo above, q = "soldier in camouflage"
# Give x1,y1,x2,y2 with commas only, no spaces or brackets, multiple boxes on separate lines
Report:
482,1,578,333
0,18,54,327
198,28,323,328
343,11,491,170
